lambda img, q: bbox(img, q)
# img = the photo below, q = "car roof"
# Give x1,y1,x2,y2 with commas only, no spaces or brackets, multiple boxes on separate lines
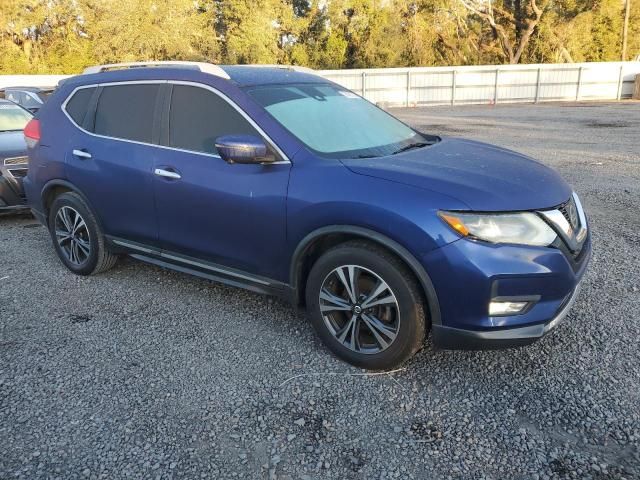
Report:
61,64,331,91
219,65,328,87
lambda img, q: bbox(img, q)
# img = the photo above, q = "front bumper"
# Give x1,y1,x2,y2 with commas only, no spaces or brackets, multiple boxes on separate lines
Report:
0,157,28,210
432,280,582,349
0,174,28,210
423,229,591,350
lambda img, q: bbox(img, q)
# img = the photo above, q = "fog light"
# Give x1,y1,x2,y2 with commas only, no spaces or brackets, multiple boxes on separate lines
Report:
489,301,528,316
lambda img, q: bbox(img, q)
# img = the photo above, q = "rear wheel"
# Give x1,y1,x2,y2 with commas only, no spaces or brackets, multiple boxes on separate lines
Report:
48,192,118,275
305,241,426,370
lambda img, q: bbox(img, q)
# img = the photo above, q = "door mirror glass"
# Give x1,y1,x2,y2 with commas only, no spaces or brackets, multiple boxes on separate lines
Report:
215,135,274,164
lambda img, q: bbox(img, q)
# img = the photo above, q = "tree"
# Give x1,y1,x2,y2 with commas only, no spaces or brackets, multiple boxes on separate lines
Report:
287,0,349,69
217,0,287,64
458,0,548,63
1,0,638,73
0,0,94,73
87,0,219,64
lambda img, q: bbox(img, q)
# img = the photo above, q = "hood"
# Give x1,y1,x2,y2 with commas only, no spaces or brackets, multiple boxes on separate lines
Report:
341,137,572,211
0,131,28,159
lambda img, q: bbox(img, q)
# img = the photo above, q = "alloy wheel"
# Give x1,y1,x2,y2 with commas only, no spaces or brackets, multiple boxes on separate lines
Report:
54,206,91,266
319,265,400,354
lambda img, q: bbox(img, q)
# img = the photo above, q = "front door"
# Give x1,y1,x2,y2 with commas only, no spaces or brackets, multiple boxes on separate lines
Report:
152,84,290,280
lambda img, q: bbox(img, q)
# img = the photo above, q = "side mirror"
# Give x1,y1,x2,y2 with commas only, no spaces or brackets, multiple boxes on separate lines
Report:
215,134,274,164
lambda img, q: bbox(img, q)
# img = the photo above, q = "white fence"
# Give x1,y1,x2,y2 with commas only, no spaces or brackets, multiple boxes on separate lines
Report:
1,61,639,107
0,74,68,89
319,61,640,106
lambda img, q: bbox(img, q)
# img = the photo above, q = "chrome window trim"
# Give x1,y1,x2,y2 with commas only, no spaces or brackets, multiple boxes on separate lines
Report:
60,80,291,164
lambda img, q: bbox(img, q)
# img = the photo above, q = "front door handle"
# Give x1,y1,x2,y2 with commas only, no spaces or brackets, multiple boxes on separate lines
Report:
72,149,92,159
154,168,181,180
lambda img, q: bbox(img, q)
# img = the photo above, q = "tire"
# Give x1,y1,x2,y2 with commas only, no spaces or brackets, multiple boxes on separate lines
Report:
48,191,118,275
305,240,426,370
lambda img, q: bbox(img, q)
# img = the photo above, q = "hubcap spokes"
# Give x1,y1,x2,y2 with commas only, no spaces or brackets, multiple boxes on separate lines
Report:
319,265,400,354
55,206,91,266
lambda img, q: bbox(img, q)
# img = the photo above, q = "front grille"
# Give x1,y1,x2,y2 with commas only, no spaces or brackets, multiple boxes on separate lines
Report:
552,232,590,273
558,197,580,231
8,168,28,178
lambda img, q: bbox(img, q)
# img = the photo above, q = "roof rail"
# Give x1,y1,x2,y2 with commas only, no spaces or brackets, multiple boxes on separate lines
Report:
82,61,230,80
245,64,315,74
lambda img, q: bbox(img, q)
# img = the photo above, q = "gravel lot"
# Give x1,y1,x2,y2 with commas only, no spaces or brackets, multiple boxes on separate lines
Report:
1,102,639,480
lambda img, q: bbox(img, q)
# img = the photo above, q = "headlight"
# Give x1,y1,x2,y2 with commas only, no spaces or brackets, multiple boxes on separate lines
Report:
439,211,557,247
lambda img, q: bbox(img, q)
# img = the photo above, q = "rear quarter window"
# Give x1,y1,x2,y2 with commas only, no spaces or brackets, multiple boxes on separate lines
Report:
65,87,96,126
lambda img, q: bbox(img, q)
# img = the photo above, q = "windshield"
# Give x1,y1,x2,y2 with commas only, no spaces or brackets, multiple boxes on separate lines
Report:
247,83,431,159
0,103,32,132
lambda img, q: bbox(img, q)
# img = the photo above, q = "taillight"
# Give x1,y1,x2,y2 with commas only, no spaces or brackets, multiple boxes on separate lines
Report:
24,119,41,148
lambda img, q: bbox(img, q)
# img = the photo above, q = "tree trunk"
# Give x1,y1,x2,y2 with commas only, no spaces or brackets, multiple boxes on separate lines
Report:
622,0,631,61
512,0,544,63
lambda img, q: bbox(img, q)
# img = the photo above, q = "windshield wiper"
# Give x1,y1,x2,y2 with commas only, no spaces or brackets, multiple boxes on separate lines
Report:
391,142,430,155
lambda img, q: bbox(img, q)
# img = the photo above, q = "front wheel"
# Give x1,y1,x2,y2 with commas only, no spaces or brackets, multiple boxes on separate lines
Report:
305,241,426,370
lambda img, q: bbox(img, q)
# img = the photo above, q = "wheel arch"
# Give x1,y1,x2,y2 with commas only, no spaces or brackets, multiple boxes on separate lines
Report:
40,179,102,229
290,225,441,326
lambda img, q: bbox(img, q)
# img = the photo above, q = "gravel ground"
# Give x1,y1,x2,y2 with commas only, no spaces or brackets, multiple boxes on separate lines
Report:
1,102,639,480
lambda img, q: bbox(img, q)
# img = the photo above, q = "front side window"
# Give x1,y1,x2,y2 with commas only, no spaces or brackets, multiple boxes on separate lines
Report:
168,85,260,155
0,103,32,132
247,84,428,159
94,84,161,143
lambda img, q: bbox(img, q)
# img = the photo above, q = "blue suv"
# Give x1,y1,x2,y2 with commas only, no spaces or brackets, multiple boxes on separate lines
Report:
24,62,591,369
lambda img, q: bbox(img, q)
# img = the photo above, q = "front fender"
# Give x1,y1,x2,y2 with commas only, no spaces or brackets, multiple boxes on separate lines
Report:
286,162,467,324
289,224,444,326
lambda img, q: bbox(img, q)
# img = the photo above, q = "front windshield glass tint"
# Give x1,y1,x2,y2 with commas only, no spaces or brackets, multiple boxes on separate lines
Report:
0,104,32,131
248,84,423,159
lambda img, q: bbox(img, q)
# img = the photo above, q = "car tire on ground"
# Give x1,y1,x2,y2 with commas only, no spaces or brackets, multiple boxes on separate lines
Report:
305,240,426,370
48,191,118,275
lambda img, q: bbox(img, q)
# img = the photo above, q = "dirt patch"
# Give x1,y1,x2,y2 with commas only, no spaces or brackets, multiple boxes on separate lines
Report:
584,121,629,128
420,124,469,134
69,314,92,324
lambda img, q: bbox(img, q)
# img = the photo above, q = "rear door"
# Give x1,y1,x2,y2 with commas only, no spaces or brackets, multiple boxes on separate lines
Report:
64,82,163,245
152,83,291,278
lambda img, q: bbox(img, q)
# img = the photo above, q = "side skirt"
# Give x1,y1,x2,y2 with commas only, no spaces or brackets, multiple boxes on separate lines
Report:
106,236,295,302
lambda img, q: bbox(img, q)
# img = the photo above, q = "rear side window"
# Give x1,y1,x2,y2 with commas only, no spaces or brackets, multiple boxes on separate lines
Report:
94,84,161,143
168,85,259,155
65,87,96,125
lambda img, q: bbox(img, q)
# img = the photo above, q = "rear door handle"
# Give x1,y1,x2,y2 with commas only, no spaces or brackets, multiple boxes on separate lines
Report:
154,168,181,180
72,149,92,159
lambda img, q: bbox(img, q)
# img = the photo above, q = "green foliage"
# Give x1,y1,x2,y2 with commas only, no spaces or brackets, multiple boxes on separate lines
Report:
0,0,638,73
87,0,220,64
